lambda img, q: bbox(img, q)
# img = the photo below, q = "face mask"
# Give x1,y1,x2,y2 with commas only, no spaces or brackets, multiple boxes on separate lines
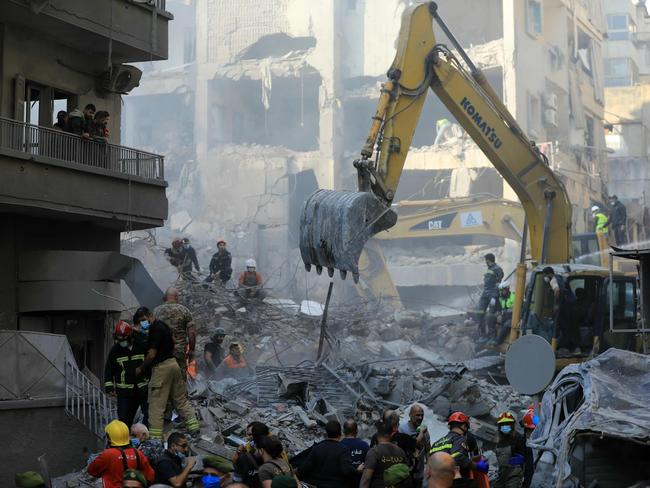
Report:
202,474,221,488
140,320,150,331
131,438,141,448
544,276,551,283
499,425,513,434
119,340,129,348
184,244,190,249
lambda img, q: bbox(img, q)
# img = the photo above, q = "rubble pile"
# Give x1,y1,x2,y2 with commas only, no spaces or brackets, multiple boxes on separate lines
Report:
179,280,531,450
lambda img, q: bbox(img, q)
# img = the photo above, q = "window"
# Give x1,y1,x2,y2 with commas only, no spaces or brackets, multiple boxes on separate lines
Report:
604,57,637,87
527,0,543,37
607,14,636,41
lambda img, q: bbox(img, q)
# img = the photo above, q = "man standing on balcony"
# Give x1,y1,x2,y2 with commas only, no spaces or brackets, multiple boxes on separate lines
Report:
68,103,96,138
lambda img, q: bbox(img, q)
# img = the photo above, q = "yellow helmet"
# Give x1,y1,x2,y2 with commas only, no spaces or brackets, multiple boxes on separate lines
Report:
105,419,130,447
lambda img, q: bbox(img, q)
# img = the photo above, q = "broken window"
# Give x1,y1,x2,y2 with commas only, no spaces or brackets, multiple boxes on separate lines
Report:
526,0,543,37
577,30,594,78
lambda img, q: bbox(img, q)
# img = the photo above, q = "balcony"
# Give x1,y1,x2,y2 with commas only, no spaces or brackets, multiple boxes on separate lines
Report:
0,117,168,230
2,0,172,63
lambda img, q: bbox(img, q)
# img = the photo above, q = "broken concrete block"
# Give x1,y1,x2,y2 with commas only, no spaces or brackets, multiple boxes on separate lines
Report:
430,396,451,417
380,339,412,358
292,406,317,428
200,407,216,430
367,376,393,396
387,377,414,405
277,374,309,402
379,325,403,341
224,400,249,416
208,406,226,420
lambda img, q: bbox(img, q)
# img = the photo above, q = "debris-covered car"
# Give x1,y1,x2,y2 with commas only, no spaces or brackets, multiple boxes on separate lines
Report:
530,348,650,488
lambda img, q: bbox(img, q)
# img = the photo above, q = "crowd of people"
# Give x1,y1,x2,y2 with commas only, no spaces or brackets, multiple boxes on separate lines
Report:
53,103,111,140
14,402,538,488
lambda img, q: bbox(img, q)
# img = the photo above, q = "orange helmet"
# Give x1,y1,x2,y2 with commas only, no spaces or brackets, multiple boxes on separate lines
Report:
448,411,470,425
114,320,133,337
172,238,183,248
216,238,226,246
522,408,538,429
497,412,516,425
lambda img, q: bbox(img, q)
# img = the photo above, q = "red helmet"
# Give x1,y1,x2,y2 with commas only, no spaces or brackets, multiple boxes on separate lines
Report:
216,238,226,246
448,411,470,425
114,320,132,337
522,408,538,429
172,238,182,248
497,412,516,425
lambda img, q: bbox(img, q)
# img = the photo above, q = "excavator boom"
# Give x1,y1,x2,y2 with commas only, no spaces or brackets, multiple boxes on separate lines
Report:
300,2,572,281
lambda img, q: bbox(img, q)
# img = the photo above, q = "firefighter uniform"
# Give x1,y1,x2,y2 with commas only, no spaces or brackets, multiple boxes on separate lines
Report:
104,340,149,428
430,430,473,477
146,319,199,440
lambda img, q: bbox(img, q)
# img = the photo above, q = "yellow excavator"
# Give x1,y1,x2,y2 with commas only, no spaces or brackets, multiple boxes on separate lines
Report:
356,195,525,308
299,2,638,364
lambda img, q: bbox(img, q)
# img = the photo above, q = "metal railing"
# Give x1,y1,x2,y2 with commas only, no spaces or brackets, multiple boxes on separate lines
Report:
65,359,117,439
0,116,164,181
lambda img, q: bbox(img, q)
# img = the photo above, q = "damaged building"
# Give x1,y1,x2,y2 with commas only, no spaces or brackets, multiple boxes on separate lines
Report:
124,0,612,310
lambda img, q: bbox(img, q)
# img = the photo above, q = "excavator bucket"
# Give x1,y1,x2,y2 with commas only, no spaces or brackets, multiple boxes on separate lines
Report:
299,189,397,281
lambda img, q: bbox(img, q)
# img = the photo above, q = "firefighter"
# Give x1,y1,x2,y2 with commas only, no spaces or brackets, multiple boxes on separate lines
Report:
520,408,538,488
494,412,526,488
104,321,149,428
429,412,488,479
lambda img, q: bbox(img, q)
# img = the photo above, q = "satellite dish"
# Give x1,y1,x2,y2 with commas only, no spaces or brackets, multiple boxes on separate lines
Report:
505,335,555,395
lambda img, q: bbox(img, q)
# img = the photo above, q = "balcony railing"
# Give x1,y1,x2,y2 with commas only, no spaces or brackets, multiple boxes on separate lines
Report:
0,117,164,181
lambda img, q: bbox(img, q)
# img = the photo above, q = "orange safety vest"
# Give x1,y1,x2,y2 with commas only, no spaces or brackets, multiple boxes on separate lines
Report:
223,355,247,369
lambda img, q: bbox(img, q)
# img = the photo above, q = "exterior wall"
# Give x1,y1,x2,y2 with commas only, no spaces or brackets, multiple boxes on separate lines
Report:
0,405,102,486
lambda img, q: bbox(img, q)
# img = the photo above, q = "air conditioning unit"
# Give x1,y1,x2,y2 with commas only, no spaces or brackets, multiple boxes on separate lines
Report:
543,108,559,128
543,93,558,110
102,65,142,94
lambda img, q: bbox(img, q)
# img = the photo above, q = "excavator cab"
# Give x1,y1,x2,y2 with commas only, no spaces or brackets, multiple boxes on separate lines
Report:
519,265,638,364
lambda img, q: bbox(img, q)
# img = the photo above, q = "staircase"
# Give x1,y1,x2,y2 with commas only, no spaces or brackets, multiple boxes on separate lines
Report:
64,358,117,438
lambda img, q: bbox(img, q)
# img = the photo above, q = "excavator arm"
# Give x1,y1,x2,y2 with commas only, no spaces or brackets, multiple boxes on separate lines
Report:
300,1,572,282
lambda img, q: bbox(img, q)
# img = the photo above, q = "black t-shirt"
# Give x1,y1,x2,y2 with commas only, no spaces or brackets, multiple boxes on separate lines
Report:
204,342,225,368
148,320,174,364
155,450,183,484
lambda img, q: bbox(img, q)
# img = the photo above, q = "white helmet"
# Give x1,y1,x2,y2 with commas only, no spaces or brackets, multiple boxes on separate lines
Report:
246,259,257,268
591,205,599,213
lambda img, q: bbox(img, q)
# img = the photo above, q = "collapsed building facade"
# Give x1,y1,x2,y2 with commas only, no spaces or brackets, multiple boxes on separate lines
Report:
124,0,611,309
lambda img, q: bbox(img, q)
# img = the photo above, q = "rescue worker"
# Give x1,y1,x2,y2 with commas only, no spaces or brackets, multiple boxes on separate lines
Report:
165,238,192,279
204,327,227,373
476,253,503,343
429,412,488,479
206,238,233,285
87,420,155,488
591,205,609,236
104,321,149,428
485,283,516,346
153,287,196,380
541,267,579,354
520,408,537,488
215,342,254,379
434,118,452,145
182,237,201,274
134,309,200,441
493,412,526,488
132,308,152,350
237,259,266,301
608,195,627,245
